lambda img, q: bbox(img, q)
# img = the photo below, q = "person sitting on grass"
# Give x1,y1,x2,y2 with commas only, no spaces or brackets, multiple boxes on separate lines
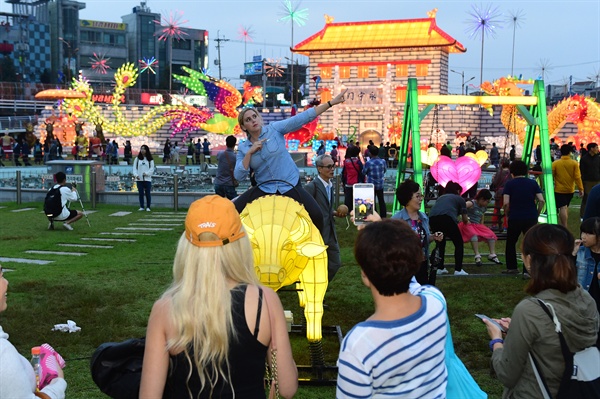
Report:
0,264,67,399
458,189,502,266
47,172,83,231
336,219,448,398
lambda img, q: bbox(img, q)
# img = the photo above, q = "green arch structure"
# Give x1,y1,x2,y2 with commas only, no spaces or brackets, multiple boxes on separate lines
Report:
392,77,557,225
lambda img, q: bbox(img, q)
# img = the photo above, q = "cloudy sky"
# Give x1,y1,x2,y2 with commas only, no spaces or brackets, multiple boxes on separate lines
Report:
11,0,598,92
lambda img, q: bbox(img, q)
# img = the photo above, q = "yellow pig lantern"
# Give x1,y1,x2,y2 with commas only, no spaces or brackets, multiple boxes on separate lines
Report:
240,195,328,342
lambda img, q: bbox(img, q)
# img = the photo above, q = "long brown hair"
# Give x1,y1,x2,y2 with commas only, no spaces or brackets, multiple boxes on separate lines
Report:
522,224,577,294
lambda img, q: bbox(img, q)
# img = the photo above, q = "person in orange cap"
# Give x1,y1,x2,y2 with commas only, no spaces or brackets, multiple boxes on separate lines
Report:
140,195,298,399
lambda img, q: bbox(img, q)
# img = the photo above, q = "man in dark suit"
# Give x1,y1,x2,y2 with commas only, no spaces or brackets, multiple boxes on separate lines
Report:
305,154,346,281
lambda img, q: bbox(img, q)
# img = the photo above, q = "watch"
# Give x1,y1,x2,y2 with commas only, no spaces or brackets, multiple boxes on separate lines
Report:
489,338,504,352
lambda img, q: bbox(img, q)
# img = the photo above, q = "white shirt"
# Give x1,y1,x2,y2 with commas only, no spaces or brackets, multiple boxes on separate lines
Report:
0,326,67,399
133,157,156,182
52,184,78,221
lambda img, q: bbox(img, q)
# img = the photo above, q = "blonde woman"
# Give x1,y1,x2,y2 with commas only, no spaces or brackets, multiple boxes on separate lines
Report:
139,195,297,399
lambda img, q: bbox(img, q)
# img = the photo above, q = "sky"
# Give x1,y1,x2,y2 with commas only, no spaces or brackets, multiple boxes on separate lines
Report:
7,0,599,93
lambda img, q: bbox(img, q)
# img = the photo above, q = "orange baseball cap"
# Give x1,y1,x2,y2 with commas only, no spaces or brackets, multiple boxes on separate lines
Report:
185,195,246,247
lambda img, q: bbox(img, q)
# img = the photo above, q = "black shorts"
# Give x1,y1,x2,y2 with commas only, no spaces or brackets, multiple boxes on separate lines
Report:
55,209,77,221
555,192,574,208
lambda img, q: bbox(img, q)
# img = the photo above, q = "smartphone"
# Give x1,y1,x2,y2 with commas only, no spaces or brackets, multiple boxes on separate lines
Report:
353,183,375,225
475,314,506,333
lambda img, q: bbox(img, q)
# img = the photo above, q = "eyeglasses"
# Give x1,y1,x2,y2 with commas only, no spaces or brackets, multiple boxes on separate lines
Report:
318,164,335,169
413,193,424,199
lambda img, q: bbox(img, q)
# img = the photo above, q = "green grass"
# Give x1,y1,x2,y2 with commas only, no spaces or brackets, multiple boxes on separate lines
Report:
0,200,584,398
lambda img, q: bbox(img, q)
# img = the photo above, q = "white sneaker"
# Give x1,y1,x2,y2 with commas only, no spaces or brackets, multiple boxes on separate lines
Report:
63,223,73,231
454,269,469,276
146,208,151,212
436,269,448,275
138,207,144,211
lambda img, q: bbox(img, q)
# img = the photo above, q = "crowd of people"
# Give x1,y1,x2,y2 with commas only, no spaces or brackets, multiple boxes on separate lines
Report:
0,131,134,166
7,104,599,398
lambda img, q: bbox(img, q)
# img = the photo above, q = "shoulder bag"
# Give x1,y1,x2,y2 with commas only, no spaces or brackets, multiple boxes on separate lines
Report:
263,288,280,399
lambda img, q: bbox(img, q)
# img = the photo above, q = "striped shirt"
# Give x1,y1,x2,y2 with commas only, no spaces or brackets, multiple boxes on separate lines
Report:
336,285,448,398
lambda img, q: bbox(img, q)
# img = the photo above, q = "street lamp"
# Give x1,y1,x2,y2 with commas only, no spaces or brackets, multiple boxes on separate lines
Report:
450,69,475,95
58,37,78,86
464,76,476,95
285,56,297,106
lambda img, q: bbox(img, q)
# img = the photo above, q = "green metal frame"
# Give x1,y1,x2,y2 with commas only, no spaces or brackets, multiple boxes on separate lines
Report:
392,78,557,224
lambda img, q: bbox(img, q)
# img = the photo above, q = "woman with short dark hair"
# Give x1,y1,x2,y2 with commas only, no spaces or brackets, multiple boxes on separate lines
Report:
392,179,443,284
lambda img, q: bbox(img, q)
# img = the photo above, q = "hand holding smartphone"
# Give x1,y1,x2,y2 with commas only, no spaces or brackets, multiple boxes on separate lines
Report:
475,314,506,333
353,183,375,225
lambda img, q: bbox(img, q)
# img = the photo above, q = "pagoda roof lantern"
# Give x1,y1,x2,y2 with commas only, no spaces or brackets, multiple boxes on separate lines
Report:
292,12,466,55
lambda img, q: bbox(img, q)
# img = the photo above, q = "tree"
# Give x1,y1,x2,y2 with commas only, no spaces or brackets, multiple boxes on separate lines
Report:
0,55,17,82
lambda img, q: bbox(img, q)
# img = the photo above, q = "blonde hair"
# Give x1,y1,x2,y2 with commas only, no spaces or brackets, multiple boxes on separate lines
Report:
162,229,258,395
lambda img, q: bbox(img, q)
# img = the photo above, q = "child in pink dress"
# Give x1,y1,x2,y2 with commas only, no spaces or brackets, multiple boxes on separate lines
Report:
458,189,502,266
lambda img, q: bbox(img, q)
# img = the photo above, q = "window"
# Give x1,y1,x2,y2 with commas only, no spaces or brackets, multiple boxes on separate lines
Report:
320,89,332,102
80,30,102,43
172,39,191,50
320,67,332,79
376,65,387,78
103,33,126,46
395,64,408,77
395,87,407,102
339,66,350,79
418,87,429,95
416,64,429,77
357,65,369,78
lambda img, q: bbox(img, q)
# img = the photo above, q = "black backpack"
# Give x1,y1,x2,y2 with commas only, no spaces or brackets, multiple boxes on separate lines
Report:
44,186,63,219
530,299,600,399
90,338,145,399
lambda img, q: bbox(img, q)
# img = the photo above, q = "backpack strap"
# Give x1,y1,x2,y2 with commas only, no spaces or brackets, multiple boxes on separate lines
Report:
529,352,553,399
535,299,574,366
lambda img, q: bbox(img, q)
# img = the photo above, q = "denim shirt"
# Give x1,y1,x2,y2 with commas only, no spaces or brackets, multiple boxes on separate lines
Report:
235,108,317,194
576,246,600,291
392,208,431,260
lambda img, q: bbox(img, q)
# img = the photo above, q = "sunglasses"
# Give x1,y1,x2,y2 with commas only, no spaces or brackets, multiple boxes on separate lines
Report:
318,164,335,169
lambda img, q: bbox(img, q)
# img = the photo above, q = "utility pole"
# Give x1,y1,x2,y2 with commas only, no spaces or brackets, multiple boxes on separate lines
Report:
214,30,229,80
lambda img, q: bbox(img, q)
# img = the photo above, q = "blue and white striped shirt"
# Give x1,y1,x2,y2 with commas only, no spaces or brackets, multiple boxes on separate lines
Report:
336,284,448,398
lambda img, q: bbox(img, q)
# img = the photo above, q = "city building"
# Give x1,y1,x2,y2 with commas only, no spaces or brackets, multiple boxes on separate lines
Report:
292,12,465,146
3,0,208,92
243,57,308,107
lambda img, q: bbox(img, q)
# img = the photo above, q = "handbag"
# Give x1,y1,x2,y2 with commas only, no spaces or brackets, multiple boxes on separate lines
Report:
262,288,280,399
529,299,600,399
419,287,487,399
90,337,145,399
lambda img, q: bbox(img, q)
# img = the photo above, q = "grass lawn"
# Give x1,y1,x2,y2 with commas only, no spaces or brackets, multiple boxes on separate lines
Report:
0,199,584,398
